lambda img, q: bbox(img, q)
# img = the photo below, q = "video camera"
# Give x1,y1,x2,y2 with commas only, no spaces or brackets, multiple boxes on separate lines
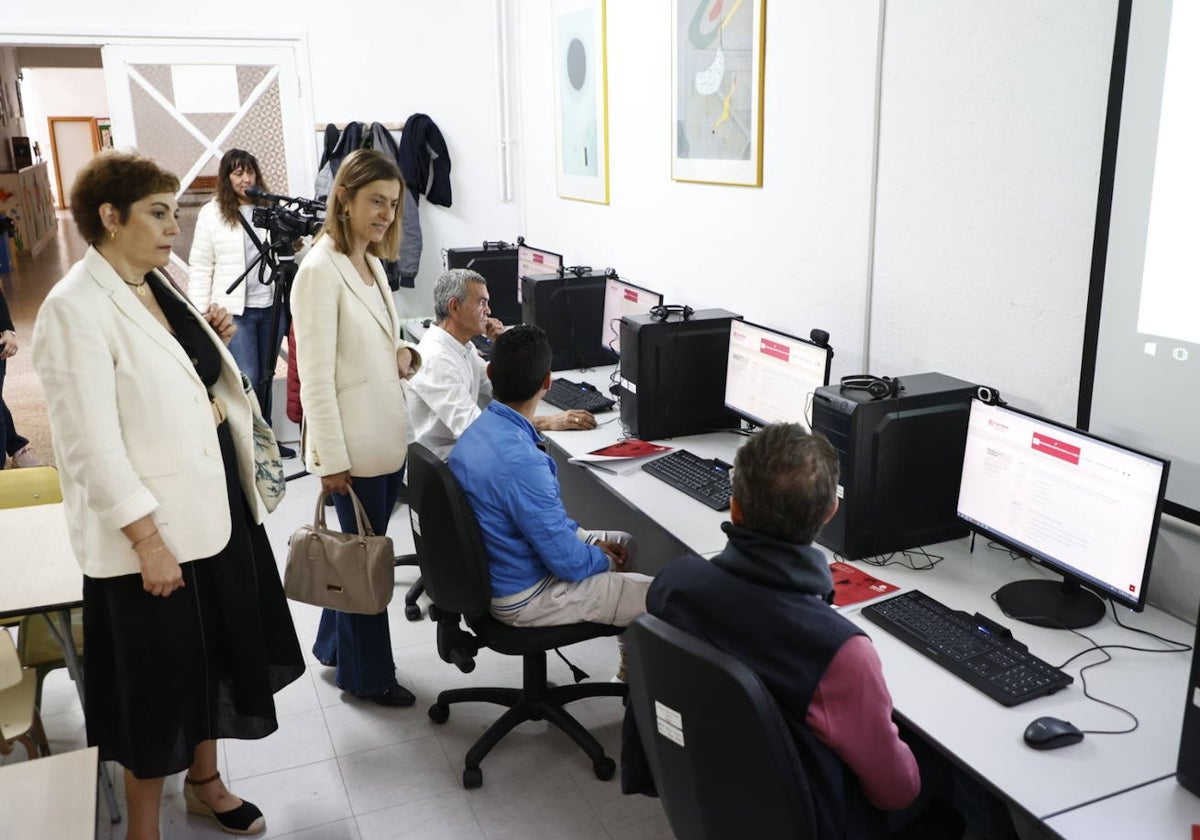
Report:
245,185,324,245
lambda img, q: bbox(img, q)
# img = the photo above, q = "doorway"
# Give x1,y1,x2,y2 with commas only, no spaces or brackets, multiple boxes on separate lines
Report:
47,116,99,208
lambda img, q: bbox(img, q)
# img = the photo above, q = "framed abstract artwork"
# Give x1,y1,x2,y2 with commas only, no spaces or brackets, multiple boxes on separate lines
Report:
552,0,610,204
672,0,767,186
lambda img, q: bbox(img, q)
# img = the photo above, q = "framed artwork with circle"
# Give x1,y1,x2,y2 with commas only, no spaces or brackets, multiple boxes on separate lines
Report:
552,0,609,204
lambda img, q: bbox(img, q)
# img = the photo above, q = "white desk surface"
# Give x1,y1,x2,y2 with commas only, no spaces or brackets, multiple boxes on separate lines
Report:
0,747,98,838
836,539,1192,820
0,503,83,618
1045,776,1200,838
538,365,737,557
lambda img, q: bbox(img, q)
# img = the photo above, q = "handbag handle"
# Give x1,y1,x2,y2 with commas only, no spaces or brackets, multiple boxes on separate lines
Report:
313,486,376,537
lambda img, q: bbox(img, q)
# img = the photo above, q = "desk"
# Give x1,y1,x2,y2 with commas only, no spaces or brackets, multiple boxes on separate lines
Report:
0,747,97,837
833,540,1192,821
0,502,120,822
1045,776,1200,838
536,365,736,572
533,381,1195,825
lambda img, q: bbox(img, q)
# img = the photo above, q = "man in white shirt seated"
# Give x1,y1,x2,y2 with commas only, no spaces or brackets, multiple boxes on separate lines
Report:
407,268,597,459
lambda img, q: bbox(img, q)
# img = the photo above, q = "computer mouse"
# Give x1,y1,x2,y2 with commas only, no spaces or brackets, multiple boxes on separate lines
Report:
1023,716,1084,750
422,318,432,328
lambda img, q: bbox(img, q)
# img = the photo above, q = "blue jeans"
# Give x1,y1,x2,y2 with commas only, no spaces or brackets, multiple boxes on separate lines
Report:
227,305,288,425
0,357,29,466
312,468,404,696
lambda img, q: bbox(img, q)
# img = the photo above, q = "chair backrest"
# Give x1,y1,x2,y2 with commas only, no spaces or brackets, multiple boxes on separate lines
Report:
626,614,817,840
406,442,492,619
0,630,23,691
0,467,62,510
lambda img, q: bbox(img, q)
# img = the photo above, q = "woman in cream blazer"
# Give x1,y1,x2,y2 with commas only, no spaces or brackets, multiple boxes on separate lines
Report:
33,151,303,839
291,149,422,706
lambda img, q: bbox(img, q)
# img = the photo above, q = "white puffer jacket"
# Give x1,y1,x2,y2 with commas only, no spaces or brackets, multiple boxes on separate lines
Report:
188,199,266,315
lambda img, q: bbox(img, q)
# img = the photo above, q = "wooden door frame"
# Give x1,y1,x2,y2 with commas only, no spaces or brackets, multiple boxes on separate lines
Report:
47,116,100,209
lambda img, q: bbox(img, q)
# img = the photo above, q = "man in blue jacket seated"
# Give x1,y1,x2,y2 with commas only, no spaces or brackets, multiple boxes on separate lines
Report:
448,325,651,653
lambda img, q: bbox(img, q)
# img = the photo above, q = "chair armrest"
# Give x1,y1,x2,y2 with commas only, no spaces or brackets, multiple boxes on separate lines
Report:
430,605,480,674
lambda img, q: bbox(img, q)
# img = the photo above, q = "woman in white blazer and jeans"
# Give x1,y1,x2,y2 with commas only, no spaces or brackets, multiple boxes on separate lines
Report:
292,149,422,706
33,151,304,839
188,149,293,455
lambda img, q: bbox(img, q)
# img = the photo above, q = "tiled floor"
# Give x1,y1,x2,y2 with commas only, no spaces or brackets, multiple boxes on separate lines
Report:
8,472,674,839
0,217,675,839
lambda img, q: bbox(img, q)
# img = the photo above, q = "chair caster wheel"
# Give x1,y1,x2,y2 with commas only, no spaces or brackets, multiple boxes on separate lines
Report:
593,757,616,781
428,703,449,724
404,603,422,621
463,767,483,789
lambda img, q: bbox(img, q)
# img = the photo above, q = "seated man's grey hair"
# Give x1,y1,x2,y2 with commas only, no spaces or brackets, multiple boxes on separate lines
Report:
433,268,486,322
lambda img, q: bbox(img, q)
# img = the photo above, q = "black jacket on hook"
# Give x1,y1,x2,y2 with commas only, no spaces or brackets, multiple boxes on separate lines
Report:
397,113,452,207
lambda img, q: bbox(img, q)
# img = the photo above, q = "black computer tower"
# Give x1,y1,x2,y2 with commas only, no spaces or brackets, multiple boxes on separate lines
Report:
812,372,976,560
1177,600,1200,797
618,309,742,440
521,270,610,371
446,242,521,325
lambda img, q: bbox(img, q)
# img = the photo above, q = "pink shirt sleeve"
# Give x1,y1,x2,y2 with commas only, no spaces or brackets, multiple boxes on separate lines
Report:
805,634,921,811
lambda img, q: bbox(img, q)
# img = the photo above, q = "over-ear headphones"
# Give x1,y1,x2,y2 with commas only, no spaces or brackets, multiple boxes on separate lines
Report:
840,374,903,400
649,304,694,322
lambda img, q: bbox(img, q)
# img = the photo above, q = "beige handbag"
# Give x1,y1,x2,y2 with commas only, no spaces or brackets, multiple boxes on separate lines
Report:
284,488,395,615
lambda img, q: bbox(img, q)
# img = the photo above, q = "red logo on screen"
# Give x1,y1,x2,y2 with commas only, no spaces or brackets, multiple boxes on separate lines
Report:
1129,584,1136,593
760,339,790,362
623,289,638,302
532,254,545,265
1031,433,1080,465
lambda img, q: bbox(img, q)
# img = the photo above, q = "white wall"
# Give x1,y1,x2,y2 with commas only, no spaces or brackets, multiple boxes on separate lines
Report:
871,0,1118,424
22,67,109,205
514,1,883,378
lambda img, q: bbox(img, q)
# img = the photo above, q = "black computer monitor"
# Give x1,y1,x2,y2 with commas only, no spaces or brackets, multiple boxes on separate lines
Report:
601,277,662,358
957,399,1170,629
516,242,563,306
446,243,521,325
723,319,832,430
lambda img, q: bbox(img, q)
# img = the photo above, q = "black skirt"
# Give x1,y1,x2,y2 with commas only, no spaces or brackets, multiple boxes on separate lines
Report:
82,421,305,779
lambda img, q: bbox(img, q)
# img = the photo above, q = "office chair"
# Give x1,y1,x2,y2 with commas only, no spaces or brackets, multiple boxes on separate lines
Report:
625,614,818,840
405,442,627,789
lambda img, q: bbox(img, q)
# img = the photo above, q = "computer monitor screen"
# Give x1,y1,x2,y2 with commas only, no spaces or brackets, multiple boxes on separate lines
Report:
957,399,1169,628
602,278,662,356
516,243,562,305
723,320,832,430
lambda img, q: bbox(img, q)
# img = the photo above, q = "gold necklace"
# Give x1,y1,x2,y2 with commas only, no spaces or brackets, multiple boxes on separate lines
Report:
123,277,149,297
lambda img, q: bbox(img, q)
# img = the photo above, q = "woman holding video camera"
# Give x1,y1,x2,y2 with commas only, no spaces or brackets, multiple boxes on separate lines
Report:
292,148,422,706
189,148,294,456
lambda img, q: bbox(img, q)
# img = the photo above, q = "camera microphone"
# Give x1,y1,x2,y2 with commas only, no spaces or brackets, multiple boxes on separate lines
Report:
244,185,273,201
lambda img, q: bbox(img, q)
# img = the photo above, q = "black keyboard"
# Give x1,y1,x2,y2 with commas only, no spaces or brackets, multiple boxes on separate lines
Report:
861,590,1073,707
641,449,732,511
544,378,615,413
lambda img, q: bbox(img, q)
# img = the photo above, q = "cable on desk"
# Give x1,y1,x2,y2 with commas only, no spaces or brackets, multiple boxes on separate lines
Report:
851,546,944,572
986,591,1194,737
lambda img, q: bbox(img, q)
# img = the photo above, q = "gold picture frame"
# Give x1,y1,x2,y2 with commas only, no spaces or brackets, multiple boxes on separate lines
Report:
552,0,610,204
672,0,767,187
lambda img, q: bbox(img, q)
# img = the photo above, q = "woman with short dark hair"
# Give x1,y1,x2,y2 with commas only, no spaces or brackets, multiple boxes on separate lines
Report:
33,150,304,839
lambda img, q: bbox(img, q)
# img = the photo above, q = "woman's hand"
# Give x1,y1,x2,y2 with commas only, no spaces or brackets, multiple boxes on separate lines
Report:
0,330,16,359
397,347,415,378
137,540,185,597
204,304,237,346
321,470,353,495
